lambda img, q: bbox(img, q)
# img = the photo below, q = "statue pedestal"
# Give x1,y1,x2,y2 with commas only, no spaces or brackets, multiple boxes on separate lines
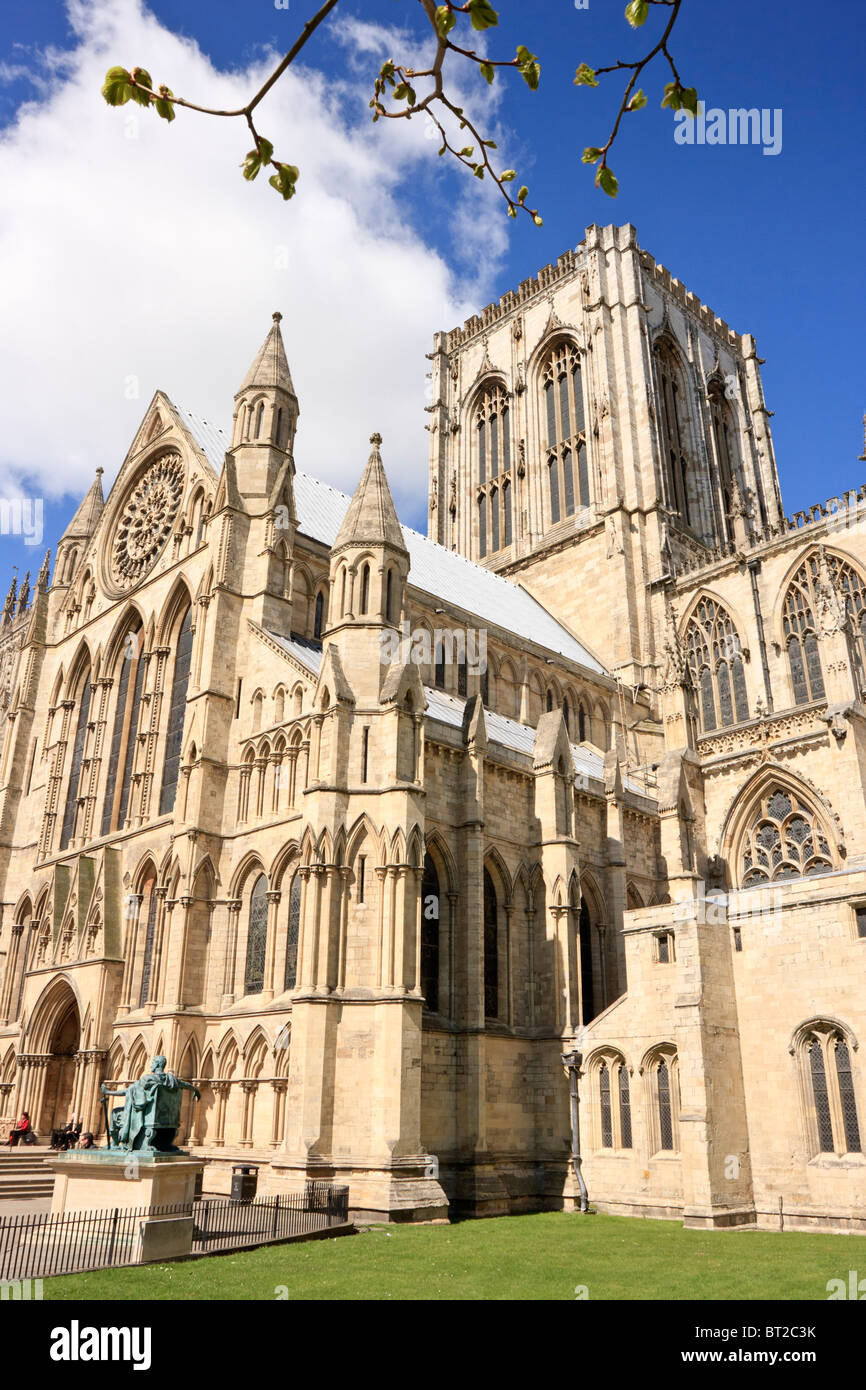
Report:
48,1152,204,1263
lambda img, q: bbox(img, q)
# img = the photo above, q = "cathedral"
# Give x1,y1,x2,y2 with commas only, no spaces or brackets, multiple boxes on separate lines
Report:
0,221,864,1230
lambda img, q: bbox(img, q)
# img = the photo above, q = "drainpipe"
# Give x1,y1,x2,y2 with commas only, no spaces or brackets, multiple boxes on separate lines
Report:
561,1048,589,1213
748,559,774,714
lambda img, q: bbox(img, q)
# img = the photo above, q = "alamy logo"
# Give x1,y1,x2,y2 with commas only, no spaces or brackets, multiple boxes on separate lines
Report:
674,102,783,156
0,497,43,546
827,1271,866,1300
49,1321,152,1371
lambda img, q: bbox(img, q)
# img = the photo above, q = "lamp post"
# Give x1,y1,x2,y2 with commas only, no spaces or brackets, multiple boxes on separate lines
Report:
561,1047,589,1213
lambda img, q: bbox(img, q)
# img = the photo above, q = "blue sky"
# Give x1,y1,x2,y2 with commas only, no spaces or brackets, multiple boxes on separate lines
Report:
0,0,863,585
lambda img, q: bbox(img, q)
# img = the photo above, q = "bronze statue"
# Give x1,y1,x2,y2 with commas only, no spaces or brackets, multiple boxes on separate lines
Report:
101,1055,200,1154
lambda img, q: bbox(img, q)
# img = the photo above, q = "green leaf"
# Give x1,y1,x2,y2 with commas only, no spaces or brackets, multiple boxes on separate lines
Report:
681,86,699,116
154,96,175,122
268,163,300,200
241,149,263,181
129,67,153,106
101,67,133,106
581,146,602,165
596,166,619,197
500,169,516,181
394,83,409,101
434,5,456,38
468,0,499,31
459,145,475,158
507,206,517,219
517,185,529,203
574,63,598,88
256,137,274,163
473,165,485,179
625,0,649,27
480,61,495,85
516,46,540,91
482,140,498,149
627,88,647,112
532,214,543,227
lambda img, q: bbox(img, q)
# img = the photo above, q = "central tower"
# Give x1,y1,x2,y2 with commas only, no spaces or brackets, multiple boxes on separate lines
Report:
427,223,782,686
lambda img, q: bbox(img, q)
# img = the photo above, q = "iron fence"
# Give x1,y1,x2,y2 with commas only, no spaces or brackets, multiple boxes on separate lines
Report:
0,1184,350,1281
0,1202,190,1282
192,1184,350,1254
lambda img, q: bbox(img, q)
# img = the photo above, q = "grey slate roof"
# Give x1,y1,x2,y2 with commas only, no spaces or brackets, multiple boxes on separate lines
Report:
292,472,605,674
179,409,605,673
176,406,228,474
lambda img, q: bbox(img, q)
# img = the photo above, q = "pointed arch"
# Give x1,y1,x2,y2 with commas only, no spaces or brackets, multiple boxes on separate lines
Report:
158,594,194,815
721,765,840,887
682,591,750,732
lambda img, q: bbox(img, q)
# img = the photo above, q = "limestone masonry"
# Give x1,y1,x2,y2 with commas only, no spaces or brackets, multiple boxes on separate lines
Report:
1,223,864,1228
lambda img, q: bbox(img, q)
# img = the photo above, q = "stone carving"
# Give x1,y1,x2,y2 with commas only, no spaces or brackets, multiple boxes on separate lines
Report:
110,452,184,590
101,1054,200,1154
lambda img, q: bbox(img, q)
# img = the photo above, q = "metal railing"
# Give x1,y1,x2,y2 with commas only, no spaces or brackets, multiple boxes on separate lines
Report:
192,1184,350,1254
0,1202,190,1282
0,1183,350,1281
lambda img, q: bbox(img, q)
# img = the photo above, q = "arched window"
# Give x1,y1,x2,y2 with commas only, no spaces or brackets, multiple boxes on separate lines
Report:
657,1058,674,1150
102,623,146,835
542,341,589,523
474,383,511,556
545,689,553,713
159,606,193,815
685,597,749,732
578,703,587,742
739,785,833,886
503,480,512,548
359,564,370,615
138,875,158,1006
421,853,440,1013
60,665,92,851
483,867,499,1019
799,1023,862,1155
386,569,395,623
245,873,268,995
284,873,301,991
434,641,446,690
655,343,692,527
562,698,571,735
596,1055,632,1150
255,402,265,439
313,590,325,640
457,650,468,699
578,898,596,1023
708,380,738,531
480,665,490,707
783,556,827,704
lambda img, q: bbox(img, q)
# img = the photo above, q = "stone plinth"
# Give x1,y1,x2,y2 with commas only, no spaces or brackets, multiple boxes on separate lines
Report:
48,1151,204,1261
49,1150,204,1214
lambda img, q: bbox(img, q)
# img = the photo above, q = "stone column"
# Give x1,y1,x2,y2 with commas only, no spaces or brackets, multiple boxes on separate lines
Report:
262,890,281,1000
270,1080,287,1148
240,1080,258,1149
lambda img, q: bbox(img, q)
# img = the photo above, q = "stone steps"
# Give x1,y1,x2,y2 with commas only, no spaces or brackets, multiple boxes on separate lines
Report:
0,1147,56,1201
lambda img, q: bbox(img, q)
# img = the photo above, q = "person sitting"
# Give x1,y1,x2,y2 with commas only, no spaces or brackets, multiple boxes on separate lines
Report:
8,1113,32,1146
77,1131,94,1150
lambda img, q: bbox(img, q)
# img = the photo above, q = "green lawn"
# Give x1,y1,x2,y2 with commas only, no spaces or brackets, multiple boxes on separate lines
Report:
43,1212,860,1301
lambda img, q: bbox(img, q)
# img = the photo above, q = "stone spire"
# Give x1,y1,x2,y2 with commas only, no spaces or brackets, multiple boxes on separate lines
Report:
333,434,407,557
238,311,297,398
36,550,51,593
859,411,865,463
61,468,105,544
231,312,299,455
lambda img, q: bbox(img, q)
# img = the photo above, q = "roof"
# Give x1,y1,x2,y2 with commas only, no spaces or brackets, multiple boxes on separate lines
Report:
265,630,324,672
424,687,648,794
292,471,605,673
175,406,228,474
179,409,605,673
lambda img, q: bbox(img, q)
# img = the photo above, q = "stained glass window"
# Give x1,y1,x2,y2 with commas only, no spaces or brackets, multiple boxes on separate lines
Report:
599,1061,613,1147
657,1059,674,1151
421,853,440,1013
579,899,595,1023
542,342,588,520
138,881,158,1006
782,557,826,703
159,607,193,815
284,873,301,991
618,1065,633,1149
101,631,137,835
483,868,498,1019
245,874,268,995
685,597,750,733
60,667,92,851
740,786,832,885
835,1038,861,1154
809,1040,834,1152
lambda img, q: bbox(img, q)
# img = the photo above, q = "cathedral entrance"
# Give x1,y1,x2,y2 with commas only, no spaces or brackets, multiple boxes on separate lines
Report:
39,998,80,1136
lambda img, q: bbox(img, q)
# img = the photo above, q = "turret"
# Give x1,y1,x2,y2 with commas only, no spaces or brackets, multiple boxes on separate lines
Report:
230,311,299,495
53,469,104,588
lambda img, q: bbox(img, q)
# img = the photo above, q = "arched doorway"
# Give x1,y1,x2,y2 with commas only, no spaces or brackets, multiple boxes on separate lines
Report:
40,996,80,1136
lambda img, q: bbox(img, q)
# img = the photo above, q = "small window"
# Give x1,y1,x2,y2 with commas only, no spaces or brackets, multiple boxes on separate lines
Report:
856,907,866,940
733,926,743,953
357,856,366,904
655,931,674,964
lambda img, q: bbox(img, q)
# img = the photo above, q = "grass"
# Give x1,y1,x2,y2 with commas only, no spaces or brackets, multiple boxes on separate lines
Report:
43,1211,861,1301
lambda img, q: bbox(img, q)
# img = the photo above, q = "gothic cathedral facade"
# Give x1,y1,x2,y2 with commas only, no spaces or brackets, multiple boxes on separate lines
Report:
0,223,864,1229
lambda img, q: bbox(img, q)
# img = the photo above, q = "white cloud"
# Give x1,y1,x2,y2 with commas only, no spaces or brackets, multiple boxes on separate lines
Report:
0,0,512,524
